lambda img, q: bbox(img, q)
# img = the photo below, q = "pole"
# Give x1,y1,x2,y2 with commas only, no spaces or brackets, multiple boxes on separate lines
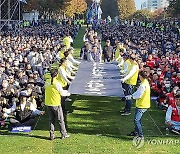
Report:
8,0,10,28
0,0,1,29
19,0,21,28
163,7,166,20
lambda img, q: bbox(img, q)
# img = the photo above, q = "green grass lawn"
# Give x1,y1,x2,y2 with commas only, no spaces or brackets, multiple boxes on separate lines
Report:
0,27,179,154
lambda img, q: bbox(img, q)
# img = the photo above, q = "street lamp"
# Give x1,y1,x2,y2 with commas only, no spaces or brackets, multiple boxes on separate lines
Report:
163,1,169,20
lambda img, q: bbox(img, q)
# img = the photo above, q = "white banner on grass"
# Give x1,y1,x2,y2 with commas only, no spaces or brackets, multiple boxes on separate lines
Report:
69,61,124,97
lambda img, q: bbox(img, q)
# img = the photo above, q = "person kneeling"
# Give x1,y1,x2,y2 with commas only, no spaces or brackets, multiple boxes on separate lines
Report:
165,93,180,135
3,91,45,127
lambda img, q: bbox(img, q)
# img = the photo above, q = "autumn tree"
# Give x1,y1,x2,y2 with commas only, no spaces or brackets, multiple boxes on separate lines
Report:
62,0,87,18
117,0,136,19
152,8,164,19
130,10,152,20
23,0,64,13
168,0,180,17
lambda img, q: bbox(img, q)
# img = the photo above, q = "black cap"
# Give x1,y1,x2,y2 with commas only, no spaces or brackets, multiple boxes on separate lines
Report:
19,91,28,97
175,94,180,99
175,90,180,99
123,53,129,58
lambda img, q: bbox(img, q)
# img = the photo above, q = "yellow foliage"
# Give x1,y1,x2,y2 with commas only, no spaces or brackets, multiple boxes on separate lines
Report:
62,0,87,18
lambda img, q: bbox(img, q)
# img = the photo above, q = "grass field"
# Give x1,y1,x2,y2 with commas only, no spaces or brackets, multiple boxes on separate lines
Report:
0,27,179,154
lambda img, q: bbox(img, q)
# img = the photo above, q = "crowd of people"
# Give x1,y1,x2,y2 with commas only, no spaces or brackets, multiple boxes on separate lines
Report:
80,19,180,135
0,17,179,137
0,22,80,136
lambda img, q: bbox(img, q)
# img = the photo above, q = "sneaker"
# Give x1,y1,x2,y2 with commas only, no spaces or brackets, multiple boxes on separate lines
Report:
135,136,144,141
121,112,131,116
65,98,72,102
61,134,70,139
50,133,55,140
120,110,126,113
127,131,138,136
172,129,180,135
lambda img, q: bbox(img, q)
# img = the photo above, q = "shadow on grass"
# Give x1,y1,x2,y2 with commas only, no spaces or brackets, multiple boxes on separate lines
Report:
65,95,177,140
0,131,49,140
1,95,178,141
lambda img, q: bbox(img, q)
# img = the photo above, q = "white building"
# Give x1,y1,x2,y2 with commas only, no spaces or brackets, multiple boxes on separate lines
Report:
141,0,169,12
160,0,169,8
22,11,39,22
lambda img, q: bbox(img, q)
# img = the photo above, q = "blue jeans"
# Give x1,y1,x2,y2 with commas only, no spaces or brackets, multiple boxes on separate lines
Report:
166,120,180,130
134,108,147,137
122,83,133,112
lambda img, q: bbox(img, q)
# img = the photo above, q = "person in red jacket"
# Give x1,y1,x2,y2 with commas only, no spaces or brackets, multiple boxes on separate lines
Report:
175,72,180,85
152,52,161,67
146,54,155,69
166,94,180,134
151,73,161,96
157,68,164,84
166,86,179,106
159,80,172,109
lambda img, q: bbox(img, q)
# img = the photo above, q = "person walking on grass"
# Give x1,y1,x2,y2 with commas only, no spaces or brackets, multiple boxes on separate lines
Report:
126,71,151,140
45,69,70,140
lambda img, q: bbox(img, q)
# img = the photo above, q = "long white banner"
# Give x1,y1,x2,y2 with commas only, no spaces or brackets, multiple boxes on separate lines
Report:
69,61,124,97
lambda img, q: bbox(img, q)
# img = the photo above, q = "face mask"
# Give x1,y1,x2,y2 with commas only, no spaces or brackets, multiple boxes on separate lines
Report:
2,83,8,88
165,84,170,88
157,71,161,75
173,89,177,94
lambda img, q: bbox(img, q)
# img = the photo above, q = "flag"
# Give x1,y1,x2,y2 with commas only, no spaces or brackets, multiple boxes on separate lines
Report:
87,1,95,24
94,0,100,3
19,0,27,4
97,5,102,20
87,1,102,23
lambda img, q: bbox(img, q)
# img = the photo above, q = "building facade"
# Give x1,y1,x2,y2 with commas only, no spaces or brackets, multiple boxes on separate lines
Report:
141,0,169,12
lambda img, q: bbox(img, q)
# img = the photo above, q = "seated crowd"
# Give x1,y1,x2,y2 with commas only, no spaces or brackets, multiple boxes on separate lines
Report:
0,18,179,135
0,22,80,128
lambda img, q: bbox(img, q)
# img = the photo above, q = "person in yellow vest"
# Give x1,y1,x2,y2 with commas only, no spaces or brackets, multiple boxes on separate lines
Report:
114,42,122,60
120,54,139,116
119,53,131,102
67,47,81,65
57,58,75,115
58,45,67,60
45,69,70,140
27,21,30,27
64,51,78,75
126,71,150,140
63,33,72,49
115,43,126,63
120,53,131,76
58,58,75,89
23,21,27,27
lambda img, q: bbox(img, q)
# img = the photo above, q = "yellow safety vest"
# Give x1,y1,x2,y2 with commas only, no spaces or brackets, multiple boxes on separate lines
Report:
136,79,151,109
57,66,67,88
43,72,51,81
63,36,71,49
45,78,61,106
125,61,139,85
59,50,65,59
50,62,59,69
122,59,131,72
